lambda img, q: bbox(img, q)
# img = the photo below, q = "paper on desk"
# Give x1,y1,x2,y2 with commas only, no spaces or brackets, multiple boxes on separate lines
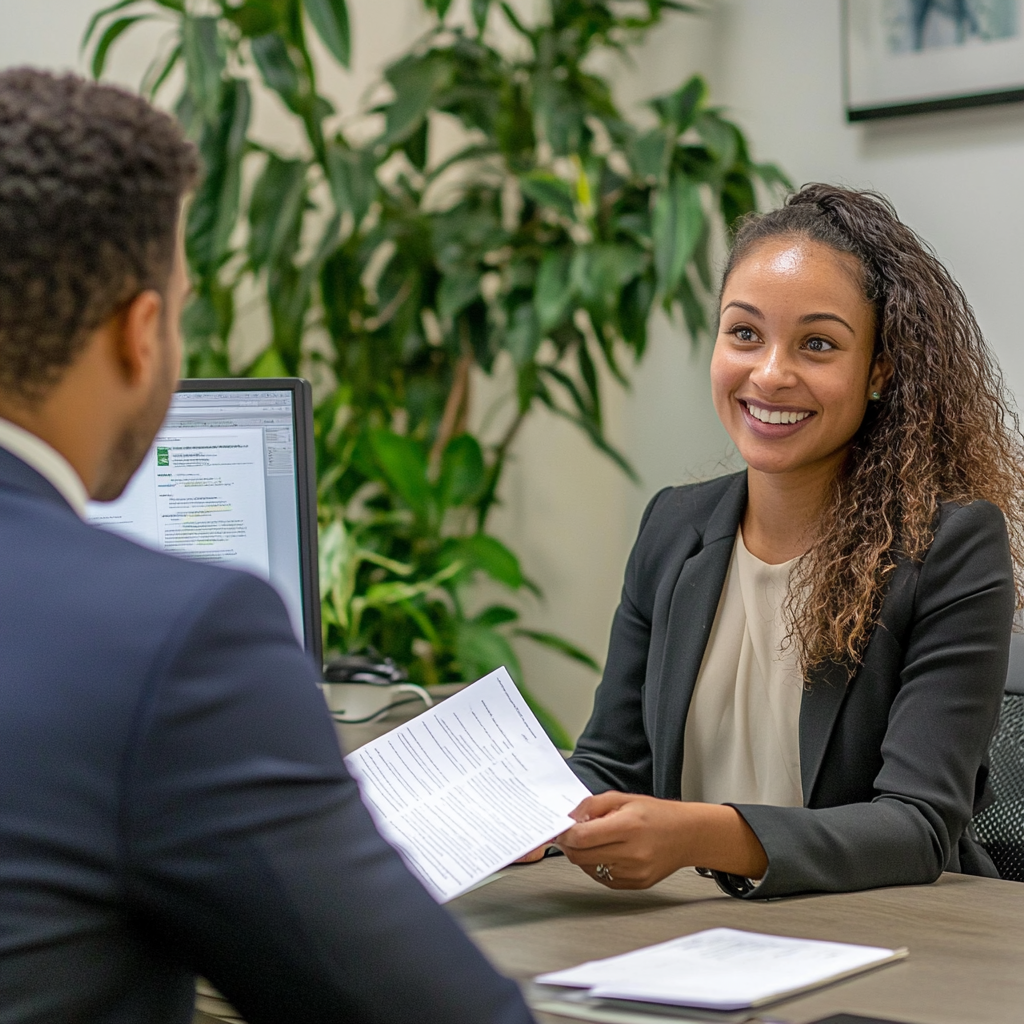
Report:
344,666,591,903
536,928,907,1011
527,983,757,1023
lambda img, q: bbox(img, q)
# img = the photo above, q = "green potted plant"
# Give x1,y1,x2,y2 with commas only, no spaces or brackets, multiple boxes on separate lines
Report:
86,0,787,747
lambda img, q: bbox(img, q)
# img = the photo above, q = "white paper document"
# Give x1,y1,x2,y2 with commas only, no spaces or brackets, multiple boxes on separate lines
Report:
344,666,591,902
535,928,907,1011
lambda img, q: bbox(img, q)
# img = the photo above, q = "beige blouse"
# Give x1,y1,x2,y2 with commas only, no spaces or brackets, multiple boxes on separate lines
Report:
680,529,804,807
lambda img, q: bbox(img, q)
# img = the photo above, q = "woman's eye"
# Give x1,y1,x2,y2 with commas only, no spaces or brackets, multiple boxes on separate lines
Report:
806,337,835,353
732,327,757,342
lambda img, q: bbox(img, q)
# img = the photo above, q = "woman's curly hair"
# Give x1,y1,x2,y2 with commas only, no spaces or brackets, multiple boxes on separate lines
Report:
722,183,1024,677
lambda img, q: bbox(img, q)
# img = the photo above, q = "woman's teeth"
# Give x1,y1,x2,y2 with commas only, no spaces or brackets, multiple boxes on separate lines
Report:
745,403,810,426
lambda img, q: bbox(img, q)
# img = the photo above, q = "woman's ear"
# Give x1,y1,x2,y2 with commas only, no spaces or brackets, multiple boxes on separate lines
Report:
868,354,893,400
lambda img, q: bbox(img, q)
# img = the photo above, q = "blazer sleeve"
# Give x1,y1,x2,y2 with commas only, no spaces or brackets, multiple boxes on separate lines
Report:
730,500,1014,899
122,571,534,1024
568,490,669,795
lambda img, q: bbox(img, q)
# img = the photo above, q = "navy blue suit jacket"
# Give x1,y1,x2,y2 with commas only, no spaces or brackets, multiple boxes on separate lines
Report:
0,447,533,1024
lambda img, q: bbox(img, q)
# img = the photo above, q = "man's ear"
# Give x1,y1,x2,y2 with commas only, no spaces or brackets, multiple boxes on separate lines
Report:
113,289,164,388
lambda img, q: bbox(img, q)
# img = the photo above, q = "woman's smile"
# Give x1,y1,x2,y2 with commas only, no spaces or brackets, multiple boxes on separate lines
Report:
739,399,814,433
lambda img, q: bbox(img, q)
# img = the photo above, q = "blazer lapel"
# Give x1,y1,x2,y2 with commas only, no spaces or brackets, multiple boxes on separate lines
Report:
799,656,851,803
651,473,747,799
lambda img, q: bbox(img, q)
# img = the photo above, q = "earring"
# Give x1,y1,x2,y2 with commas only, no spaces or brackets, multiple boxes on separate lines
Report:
870,391,881,401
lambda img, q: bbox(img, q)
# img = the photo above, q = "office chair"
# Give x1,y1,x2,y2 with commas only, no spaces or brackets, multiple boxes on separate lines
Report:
972,633,1024,882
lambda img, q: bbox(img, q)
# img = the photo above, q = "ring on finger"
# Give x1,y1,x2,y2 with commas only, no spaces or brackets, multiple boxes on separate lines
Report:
595,863,614,881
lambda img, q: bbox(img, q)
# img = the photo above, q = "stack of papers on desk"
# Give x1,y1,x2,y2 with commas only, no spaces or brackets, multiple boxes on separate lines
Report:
345,666,590,902
531,928,907,1023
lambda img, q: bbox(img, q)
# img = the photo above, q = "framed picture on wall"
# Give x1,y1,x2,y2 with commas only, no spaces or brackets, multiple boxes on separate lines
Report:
842,0,1024,120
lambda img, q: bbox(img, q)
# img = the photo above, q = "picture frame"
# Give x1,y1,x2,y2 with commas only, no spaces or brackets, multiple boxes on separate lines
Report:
842,0,1024,121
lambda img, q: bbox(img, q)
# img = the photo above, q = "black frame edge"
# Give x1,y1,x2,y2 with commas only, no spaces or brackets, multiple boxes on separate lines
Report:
847,87,1024,122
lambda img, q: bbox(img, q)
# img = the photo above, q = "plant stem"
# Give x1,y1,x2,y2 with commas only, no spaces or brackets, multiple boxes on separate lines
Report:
430,351,473,470
477,405,527,531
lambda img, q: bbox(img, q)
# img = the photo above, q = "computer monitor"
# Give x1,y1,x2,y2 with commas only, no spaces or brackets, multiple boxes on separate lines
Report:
86,378,322,666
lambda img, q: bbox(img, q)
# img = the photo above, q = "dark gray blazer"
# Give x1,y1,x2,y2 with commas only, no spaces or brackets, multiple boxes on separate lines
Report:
568,472,1012,898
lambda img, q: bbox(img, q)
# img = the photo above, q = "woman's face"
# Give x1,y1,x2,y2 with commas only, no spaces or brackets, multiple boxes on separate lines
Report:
711,237,888,482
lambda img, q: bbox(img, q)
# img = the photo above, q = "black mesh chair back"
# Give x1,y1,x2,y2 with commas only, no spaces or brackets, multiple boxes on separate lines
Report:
972,633,1024,882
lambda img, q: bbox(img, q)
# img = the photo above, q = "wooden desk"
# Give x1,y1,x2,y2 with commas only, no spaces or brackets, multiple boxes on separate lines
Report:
450,857,1024,1024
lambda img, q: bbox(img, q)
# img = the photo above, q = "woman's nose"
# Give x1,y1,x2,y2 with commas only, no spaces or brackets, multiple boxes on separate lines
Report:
749,343,797,393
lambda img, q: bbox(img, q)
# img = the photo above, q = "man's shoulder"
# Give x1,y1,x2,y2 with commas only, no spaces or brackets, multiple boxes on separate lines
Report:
1,483,278,645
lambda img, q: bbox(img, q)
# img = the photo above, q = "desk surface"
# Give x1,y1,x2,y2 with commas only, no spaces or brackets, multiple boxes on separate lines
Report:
450,857,1024,1024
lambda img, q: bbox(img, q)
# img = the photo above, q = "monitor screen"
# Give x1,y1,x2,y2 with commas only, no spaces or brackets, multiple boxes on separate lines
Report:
86,379,321,664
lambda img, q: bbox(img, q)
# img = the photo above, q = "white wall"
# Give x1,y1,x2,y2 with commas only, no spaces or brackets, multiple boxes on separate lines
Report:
5,0,1021,739
704,0,1024,406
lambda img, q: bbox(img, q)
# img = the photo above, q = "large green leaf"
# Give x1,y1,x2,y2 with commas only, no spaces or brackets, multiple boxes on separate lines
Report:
721,168,758,228
369,430,433,523
471,0,492,34
381,52,454,147
629,128,671,183
754,161,793,193
248,155,307,272
519,172,575,220
652,172,704,299
473,604,519,627
618,273,654,355
514,628,600,671
455,620,522,688
436,271,479,324
82,0,142,52
224,0,281,37
437,434,485,511
456,533,524,589
143,41,183,98
186,79,251,275
534,249,573,333
675,272,708,341
425,0,455,17
91,15,147,79
534,76,587,157
695,110,738,170
82,0,184,56
305,0,351,68
403,117,429,171
251,32,302,110
648,75,705,134
504,300,541,367
325,142,377,227
182,16,224,124
570,243,647,321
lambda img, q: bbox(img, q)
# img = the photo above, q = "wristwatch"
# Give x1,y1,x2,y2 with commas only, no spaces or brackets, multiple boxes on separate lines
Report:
712,871,760,897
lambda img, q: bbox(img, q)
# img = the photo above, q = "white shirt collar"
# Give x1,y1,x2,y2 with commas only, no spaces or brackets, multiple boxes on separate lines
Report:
0,417,89,517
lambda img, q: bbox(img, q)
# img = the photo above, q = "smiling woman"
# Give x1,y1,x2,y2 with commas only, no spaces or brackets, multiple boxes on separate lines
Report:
541,183,1024,899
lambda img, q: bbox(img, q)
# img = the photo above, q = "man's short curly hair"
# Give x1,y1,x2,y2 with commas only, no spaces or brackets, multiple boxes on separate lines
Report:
0,68,199,400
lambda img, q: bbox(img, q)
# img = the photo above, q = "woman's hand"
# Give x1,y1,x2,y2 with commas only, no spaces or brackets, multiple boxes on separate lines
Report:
555,792,768,889
554,792,692,888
